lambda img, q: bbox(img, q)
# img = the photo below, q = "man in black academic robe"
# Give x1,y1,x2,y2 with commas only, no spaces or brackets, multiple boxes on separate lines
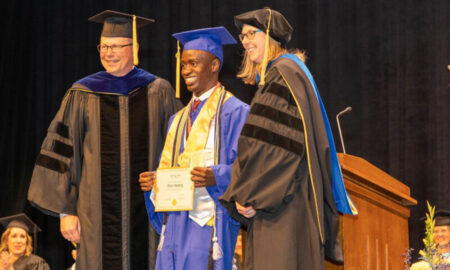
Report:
27,10,182,270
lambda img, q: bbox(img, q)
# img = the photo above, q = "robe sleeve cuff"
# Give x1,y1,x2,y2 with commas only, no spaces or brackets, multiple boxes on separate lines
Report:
144,191,163,234
207,164,231,203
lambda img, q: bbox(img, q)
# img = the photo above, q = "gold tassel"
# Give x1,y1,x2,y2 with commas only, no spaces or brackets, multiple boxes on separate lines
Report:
259,8,272,86
175,41,181,98
133,15,139,66
157,224,166,251
211,207,223,260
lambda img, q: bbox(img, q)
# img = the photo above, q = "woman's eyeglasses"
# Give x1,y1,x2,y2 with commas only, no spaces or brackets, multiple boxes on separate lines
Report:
238,30,263,42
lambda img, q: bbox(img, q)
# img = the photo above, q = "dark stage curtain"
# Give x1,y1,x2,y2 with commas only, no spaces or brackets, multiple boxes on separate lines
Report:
1,0,448,268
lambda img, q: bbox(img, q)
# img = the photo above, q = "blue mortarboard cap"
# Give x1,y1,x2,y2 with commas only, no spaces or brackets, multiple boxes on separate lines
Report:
172,26,236,65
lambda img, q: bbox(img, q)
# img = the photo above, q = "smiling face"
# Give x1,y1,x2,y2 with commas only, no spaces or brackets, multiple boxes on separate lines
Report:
241,24,266,64
99,36,135,77
7,227,28,257
434,225,450,248
181,50,220,97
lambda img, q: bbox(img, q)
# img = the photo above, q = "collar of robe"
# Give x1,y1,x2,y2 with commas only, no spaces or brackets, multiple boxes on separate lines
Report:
73,67,156,95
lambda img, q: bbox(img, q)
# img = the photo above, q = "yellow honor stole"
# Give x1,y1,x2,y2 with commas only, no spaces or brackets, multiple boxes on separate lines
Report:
159,83,232,169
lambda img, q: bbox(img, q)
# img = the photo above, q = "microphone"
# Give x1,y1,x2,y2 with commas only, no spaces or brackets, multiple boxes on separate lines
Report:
336,107,352,154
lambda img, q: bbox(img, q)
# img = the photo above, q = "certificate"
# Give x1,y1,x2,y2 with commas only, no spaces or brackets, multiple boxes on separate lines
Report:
154,167,194,212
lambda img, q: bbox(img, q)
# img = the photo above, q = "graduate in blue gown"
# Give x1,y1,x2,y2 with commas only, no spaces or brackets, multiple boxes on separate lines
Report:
139,27,249,270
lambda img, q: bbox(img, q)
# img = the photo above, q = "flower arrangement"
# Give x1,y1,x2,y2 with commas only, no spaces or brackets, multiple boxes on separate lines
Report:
404,202,449,270
410,261,432,270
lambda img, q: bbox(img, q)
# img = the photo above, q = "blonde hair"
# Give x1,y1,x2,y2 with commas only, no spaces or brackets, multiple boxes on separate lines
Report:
237,37,307,85
0,228,33,256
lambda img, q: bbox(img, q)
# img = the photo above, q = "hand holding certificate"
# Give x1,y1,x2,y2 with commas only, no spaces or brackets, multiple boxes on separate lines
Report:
154,168,194,212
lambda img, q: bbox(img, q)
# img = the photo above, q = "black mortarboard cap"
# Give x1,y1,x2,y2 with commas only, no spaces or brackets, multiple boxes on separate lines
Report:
0,213,42,253
88,10,154,66
234,7,293,44
88,10,154,38
435,209,450,226
0,213,41,234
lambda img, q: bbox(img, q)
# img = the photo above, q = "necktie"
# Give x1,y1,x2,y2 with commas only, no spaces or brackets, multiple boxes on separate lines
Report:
192,99,201,112
187,99,201,138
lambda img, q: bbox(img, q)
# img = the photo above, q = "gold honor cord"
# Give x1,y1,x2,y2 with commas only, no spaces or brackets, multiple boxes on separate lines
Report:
177,85,230,167
173,108,188,167
259,8,272,86
175,41,181,98
133,15,139,66
213,89,229,165
158,108,187,169
278,70,324,244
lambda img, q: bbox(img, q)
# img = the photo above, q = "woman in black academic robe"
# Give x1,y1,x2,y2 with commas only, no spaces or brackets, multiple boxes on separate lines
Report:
220,8,355,270
0,226,49,270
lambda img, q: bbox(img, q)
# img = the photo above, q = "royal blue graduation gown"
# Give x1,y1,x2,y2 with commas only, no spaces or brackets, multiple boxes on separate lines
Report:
145,94,249,270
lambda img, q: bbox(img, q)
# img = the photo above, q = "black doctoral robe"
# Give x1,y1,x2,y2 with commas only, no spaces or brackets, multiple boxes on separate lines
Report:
13,254,50,270
220,56,342,270
28,68,182,270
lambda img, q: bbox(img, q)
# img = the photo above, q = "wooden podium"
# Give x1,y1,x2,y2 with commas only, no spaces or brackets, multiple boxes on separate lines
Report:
326,154,417,270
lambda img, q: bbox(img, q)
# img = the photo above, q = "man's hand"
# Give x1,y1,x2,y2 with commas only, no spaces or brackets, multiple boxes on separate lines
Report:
139,171,156,191
236,202,256,218
191,167,216,188
60,215,81,243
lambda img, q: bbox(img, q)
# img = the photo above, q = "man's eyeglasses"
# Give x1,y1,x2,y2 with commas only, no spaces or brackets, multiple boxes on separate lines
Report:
97,43,133,53
238,30,263,42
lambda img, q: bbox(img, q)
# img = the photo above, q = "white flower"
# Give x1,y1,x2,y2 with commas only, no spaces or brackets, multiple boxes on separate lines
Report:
445,256,450,264
410,261,432,270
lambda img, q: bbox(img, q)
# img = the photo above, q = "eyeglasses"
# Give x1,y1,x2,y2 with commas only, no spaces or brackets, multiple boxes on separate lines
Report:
97,43,133,53
238,29,263,42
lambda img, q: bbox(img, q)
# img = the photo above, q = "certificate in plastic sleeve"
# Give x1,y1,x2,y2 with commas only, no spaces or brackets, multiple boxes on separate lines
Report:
154,167,194,212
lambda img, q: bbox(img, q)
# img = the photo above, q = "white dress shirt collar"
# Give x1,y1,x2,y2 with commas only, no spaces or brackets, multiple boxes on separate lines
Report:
191,84,217,102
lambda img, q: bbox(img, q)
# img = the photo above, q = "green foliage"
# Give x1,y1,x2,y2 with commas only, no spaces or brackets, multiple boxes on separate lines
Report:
417,201,448,269
408,201,449,269
420,201,437,263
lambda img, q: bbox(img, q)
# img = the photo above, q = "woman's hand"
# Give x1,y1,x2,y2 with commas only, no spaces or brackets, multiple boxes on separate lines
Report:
139,171,156,191
0,251,14,270
235,202,256,218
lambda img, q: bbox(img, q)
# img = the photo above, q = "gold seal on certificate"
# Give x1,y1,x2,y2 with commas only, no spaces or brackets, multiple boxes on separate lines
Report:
154,167,194,212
